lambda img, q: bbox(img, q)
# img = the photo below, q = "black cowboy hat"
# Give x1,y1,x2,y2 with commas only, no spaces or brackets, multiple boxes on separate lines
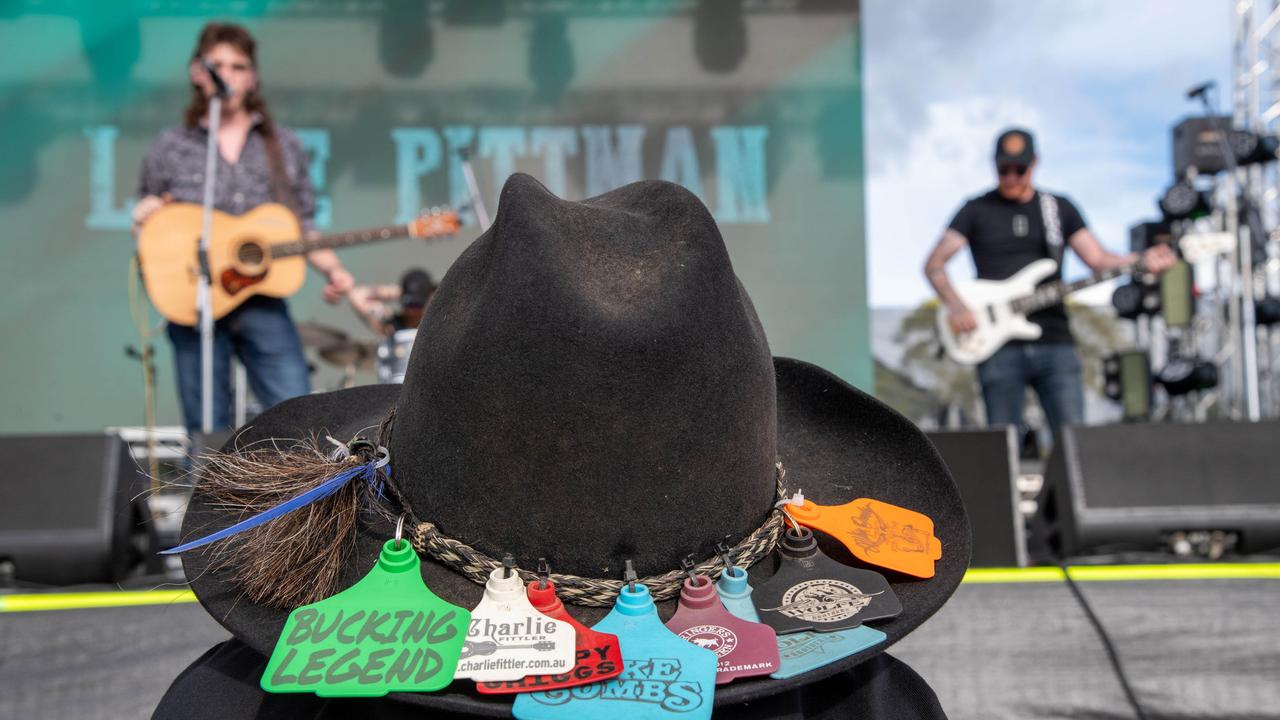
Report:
179,173,970,716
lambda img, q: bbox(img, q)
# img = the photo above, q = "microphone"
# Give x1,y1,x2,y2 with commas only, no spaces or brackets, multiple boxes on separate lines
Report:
202,58,231,99
1186,80,1215,101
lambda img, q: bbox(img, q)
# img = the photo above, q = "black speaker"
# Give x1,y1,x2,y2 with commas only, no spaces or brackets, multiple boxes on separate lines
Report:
1129,220,1172,254
926,427,1026,567
1037,422,1280,557
1173,115,1232,177
0,433,152,585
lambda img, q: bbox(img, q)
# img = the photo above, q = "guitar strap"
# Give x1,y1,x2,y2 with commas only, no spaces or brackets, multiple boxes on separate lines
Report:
1039,191,1064,267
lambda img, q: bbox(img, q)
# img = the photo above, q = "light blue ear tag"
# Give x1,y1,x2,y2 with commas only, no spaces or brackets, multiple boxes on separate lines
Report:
715,566,761,623
769,626,885,679
715,558,885,680
513,562,717,720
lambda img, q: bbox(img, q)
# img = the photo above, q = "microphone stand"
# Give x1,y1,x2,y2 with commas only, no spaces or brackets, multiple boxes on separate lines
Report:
457,147,491,231
197,63,230,434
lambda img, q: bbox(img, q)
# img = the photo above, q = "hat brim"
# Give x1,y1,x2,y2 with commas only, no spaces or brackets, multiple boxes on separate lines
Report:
180,356,970,714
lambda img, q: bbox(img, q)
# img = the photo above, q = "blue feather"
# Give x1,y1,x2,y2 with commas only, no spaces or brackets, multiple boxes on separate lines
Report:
162,461,377,555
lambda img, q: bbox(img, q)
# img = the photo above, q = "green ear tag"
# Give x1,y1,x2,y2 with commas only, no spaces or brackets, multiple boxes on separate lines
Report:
261,538,471,697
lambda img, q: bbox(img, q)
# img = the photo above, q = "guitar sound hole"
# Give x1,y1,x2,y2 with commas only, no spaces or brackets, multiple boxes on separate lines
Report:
238,241,265,265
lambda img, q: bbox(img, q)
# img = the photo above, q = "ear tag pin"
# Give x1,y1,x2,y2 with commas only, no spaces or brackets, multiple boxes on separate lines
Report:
787,493,942,578
455,554,576,682
664,555,779,684
261,517,471,696
712,543,886,679
513,560,717,720
477,558,624,695
753,525,902,635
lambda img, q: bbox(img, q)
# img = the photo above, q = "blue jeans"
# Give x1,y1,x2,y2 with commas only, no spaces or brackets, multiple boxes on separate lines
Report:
977,342,1084,443
167,297,310,436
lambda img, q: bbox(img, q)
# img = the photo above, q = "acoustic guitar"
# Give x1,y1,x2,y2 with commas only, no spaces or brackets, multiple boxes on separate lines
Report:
137,202,460,325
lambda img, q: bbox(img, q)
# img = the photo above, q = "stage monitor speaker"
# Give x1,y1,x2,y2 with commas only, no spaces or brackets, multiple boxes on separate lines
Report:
0,432,152,585
1037,422,1280,557
926,427,1025,567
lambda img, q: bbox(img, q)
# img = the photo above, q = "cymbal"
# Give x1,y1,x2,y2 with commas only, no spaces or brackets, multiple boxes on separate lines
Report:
295,321,348,350
319,339,376,372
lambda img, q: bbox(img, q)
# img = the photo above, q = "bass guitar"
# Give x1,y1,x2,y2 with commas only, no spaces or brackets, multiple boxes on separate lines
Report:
937,232,1234,365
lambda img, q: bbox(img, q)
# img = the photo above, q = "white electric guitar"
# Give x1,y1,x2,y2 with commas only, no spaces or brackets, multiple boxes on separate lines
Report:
937,232,1235,365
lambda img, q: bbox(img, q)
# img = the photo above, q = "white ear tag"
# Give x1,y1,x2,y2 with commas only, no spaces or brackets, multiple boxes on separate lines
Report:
453,557,577,682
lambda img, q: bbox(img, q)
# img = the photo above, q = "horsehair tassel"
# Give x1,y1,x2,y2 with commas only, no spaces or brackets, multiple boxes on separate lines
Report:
170,436,391,609
163,461,375,554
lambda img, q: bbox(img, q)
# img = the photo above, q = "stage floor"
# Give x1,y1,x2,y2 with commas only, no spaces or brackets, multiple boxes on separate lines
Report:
1,567,1277,719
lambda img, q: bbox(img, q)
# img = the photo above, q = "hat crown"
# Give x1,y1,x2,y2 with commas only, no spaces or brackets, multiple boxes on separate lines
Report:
391,174,778,582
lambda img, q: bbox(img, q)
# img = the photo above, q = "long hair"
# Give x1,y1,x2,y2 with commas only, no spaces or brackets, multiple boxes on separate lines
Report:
184,23,272,132
183,22,296,210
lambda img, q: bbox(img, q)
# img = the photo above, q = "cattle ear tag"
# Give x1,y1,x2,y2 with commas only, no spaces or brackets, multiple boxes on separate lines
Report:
514,561,717,720
713,539,761,624
713,539,886,680
477,559,624,695
260,533,471,696
455,555,576,682
665,556,779,684
754,526,902,635
789,494,941,578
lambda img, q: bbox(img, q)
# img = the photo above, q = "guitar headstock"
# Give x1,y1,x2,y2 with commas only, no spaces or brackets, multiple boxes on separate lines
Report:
409,207,462,239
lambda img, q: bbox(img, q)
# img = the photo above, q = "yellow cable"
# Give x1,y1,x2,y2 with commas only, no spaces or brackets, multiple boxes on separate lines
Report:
3,565,1277,613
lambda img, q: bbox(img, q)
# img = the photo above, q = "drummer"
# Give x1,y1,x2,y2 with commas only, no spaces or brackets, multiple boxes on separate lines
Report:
346,267,437,336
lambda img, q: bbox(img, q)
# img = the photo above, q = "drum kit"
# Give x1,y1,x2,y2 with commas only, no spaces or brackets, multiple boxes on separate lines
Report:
296,321,416,388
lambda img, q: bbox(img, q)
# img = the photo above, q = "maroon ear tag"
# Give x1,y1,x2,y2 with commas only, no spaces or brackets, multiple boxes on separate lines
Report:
476,561,625,695
664,562,779,684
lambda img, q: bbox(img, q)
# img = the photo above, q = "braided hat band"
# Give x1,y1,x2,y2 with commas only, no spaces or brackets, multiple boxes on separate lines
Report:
377,406,791,606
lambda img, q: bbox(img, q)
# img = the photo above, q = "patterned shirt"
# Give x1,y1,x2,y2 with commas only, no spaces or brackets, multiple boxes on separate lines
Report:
138,120,316,233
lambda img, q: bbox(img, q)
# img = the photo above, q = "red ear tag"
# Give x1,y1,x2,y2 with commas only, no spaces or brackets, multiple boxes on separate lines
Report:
475,567,624,694
664,567,779,684
789,497,942,578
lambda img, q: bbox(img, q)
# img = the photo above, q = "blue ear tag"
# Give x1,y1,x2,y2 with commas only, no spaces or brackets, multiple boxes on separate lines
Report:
513,566,717,720
769,626,886,679
716,556,885,680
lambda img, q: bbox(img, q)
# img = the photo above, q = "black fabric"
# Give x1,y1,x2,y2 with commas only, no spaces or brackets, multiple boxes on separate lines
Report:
392,174,778,582
994,129,1036,165
179,174,971,712
947,190,1086,344
153,639,947,720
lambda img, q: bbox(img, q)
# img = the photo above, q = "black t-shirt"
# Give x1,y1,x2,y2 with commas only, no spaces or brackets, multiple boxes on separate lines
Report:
947,190,1087,345
153,639,949,719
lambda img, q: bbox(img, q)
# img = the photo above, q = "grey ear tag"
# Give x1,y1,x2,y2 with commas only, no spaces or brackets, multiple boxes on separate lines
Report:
753,526,901,634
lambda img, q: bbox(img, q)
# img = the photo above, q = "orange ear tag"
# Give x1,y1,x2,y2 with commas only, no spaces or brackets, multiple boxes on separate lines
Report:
788,496,942,578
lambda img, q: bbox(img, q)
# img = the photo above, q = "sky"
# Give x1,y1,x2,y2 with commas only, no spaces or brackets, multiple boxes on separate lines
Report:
861,0,1233,308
